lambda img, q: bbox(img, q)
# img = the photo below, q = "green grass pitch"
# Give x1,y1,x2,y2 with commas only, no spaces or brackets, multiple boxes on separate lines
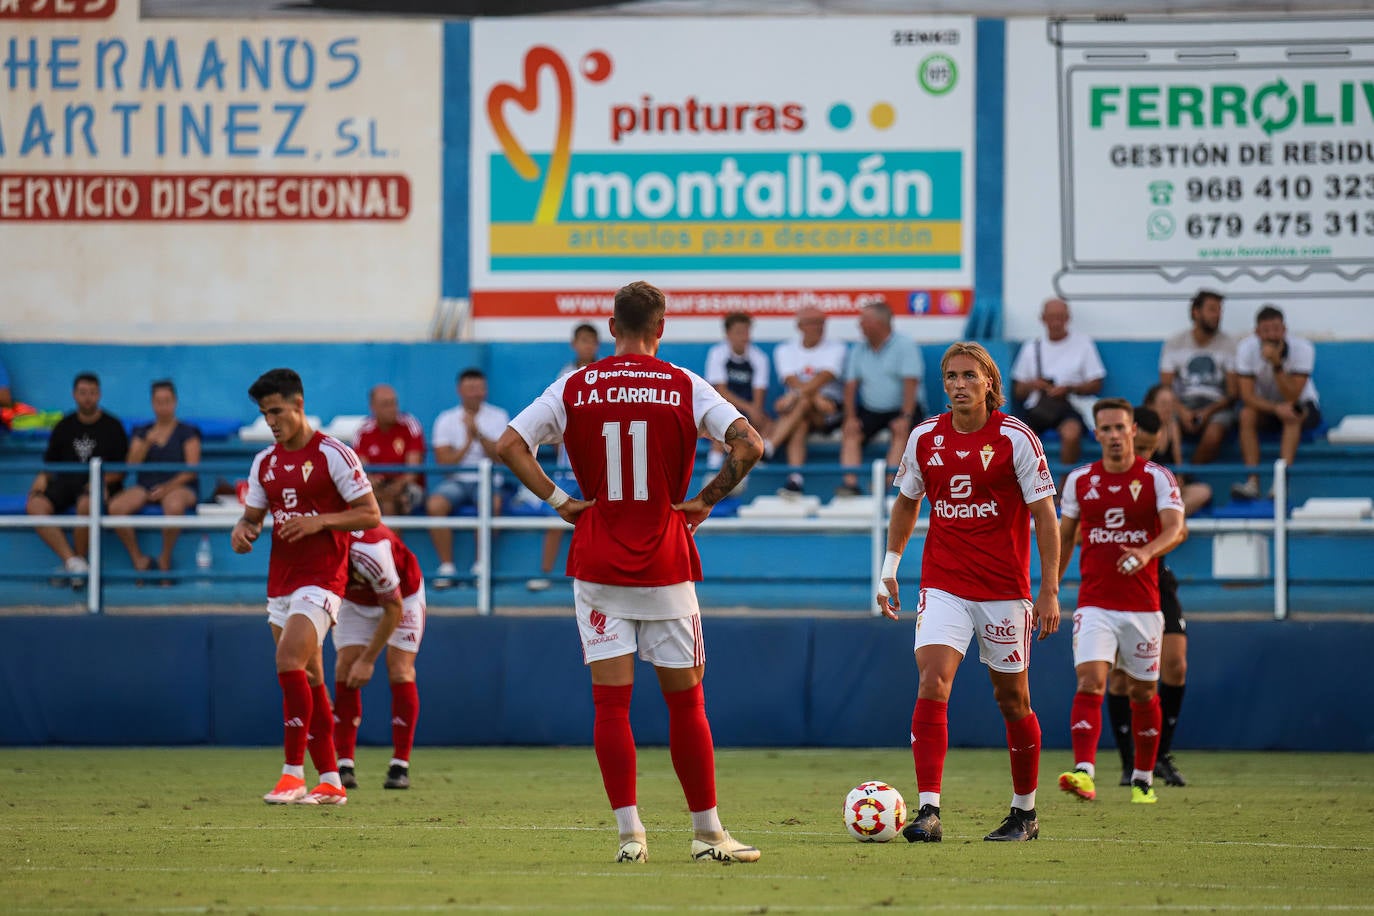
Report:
3,746,1370,913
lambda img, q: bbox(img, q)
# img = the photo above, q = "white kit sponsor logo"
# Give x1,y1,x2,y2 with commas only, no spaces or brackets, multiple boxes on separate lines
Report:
934,473,999,518
1088,527,1149,545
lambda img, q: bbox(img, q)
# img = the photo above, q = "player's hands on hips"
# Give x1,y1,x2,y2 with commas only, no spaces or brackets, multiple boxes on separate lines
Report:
1033,590,1061,641
672,497,713,534
277,514,324,542
345,658,375,689
877,578,900,620
555,497,593,524
230,519,260,554
1116,545,1148,576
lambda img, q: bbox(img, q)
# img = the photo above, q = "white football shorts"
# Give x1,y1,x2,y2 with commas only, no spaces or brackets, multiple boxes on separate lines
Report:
1072,606,1164,682
574,581,705,668
334,585,426,654
914,587,1034,673
266,585,341,646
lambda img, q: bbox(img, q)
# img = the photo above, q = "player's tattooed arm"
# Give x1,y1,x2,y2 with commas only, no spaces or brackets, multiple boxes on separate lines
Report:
676,420,764,530
699,421,764,507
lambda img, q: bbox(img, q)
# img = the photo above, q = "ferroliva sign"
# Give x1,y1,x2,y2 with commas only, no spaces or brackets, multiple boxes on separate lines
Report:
1050,16,1374,301
470,17,976,340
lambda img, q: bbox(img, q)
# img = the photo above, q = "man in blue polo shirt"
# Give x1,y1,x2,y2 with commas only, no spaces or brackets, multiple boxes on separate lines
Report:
837,301,925,496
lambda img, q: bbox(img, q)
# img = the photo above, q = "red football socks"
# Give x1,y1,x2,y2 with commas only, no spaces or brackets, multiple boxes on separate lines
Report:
277,669,312,767
1132,695,1163,774
911,698,949,795
663,682,717,812
390,680,420,763
1006,711,1042,796
592,683,636,809
332,682,361,762
307,682,339,776
1070,691,1103,768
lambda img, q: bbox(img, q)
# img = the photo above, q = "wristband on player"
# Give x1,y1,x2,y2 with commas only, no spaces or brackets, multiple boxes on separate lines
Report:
881,550,901,581
545,485,571,510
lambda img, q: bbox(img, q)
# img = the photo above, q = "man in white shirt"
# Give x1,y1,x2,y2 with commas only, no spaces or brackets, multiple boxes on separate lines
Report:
426,368,510,587
1010,298,1105,465
770,306,848,497
1232,305,1322,500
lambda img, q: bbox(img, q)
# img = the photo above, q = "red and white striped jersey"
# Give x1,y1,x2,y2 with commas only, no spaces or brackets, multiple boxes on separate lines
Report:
244,431,373,598
508,353,742,588
894,410,1056,601
1061,457,1184,612
343,523,423,606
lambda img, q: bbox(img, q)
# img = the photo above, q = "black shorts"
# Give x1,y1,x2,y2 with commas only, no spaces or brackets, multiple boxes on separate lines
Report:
36,476,89,514
1159,563,1186,635
36,475,122,514
855,405,907,445
1018,396,1082,435
1254,400,1323,434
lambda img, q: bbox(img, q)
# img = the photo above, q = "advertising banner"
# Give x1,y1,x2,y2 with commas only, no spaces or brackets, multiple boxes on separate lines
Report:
470,17,976,341
0,2,441,341
1004,16,1374,340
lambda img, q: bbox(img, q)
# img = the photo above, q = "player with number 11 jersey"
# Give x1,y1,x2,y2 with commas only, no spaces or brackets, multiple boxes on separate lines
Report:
498,281,765,866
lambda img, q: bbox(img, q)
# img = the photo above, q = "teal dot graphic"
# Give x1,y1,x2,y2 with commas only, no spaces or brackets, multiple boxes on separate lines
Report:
828,103,853,130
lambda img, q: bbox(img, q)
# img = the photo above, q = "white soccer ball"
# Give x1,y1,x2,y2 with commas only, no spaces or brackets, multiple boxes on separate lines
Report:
843,780,907,842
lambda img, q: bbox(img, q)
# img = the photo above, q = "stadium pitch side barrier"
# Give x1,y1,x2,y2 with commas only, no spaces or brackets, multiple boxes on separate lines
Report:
0,613,1370,752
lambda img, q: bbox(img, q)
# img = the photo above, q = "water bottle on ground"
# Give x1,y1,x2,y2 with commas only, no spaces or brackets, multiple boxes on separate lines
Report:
196,535,213,572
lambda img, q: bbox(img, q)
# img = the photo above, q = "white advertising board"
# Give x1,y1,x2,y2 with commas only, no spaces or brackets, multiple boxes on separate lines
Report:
0,1,441,341
471,17,976,342
1004,16,1374,341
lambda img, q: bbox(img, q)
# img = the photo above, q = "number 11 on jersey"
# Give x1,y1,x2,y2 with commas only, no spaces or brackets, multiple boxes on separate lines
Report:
603,420,648,502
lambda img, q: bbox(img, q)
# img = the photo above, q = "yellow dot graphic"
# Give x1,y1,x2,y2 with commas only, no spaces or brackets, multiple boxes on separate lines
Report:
870,103,896,129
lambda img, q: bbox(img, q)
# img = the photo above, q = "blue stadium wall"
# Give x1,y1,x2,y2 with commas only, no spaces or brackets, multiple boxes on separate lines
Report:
1,614,1369,751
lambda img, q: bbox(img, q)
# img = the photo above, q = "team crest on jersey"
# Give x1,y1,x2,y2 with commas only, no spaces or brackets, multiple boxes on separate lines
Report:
1090,474,1100,485
979,444,995,470
393,436,405,452
927,452,943,467
302,460,314,482
1129,479,1142,501
933,435,944,448
270,454,278,467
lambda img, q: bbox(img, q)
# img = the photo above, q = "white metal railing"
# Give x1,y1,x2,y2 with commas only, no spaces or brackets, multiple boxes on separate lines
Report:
2,458,1372,619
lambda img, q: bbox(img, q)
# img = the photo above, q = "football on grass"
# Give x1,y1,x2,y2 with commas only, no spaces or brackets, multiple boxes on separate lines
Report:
843,780,907,842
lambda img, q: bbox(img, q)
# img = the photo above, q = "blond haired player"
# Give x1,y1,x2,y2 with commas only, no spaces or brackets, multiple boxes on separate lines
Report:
878,342,1061,843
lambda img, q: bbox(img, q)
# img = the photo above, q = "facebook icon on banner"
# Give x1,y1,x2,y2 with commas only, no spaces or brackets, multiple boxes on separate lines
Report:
907,292,931,315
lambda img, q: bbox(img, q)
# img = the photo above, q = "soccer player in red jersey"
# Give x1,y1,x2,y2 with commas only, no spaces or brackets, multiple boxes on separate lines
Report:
1055,398,1185,805
496,281,765,865
878,342,1061,843
332,523,426,791
231,368,381,806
